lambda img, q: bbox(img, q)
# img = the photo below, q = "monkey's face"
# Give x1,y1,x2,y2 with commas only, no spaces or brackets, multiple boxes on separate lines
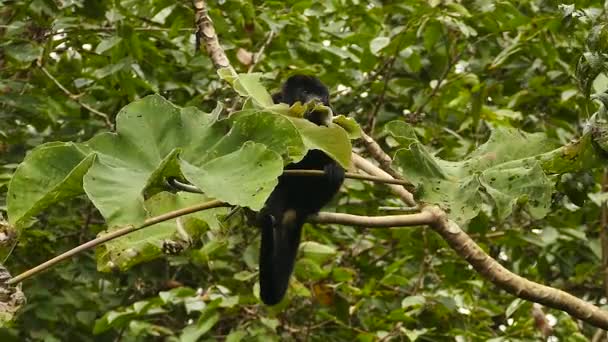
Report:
282,75,330,107
281,75,332,126
295,87,329,106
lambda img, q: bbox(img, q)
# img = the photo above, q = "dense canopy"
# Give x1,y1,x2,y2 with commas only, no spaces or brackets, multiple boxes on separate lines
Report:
1,0,608,340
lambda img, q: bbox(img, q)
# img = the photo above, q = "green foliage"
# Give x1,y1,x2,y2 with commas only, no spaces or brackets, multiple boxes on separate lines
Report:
93,287,230,339
1,0,608,341
6,89,353,270
389,122,556,223
388,121,606,223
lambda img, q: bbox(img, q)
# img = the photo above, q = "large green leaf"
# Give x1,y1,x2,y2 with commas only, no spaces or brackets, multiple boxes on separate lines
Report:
7,142,94,226
219,69,357,166
180,142,283,211
82,95,306,225
289,118,352,168
388,122,557,224
217,69,274,107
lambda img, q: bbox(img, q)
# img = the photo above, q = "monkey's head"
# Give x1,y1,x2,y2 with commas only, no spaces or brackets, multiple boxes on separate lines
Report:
276,75,333,126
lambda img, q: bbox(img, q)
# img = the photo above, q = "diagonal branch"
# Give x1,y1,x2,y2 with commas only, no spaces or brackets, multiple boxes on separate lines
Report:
359,131,405,181
351,153,416,207
248,30,275,73
425,206,608,330
6,200,230,285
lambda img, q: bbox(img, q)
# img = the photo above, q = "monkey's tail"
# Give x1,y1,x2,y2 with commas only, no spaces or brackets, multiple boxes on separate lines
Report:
259,209,305,305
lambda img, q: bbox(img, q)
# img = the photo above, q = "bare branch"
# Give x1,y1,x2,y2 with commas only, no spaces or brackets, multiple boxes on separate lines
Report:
4,206,428,286
359,131,405,181
283,169,412,187
166,178,204,193
312,211,432,227
193,0,230,69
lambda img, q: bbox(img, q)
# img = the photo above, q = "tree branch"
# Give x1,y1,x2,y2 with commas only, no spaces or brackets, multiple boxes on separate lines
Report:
359,131,405,181
312,211,432,227
352,141,608,328
193,0,230,69
6,200,229,285
5,206,434,286
351,153,416,207
284,169,412,187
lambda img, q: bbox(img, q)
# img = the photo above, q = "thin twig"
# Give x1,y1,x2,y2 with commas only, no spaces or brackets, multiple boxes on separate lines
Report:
166,169,414,195
37,64,114,129
331,58,393,98
166,178,203,193
378,206,419,212
367,34,405,133
44,27,194,37
247,30,275,73
283,169,413,187
369,241,396,265
412,228,430,294
413,41,463,117
225,31,276,113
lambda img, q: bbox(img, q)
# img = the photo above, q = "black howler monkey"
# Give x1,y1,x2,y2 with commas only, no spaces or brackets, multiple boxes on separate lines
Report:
259,75,345,305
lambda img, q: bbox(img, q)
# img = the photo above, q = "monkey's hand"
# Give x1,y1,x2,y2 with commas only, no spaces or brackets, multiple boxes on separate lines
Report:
323,162,345,188
256,212,276,230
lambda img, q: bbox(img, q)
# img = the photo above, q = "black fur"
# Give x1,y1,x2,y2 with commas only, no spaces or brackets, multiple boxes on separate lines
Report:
259,75,345,305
